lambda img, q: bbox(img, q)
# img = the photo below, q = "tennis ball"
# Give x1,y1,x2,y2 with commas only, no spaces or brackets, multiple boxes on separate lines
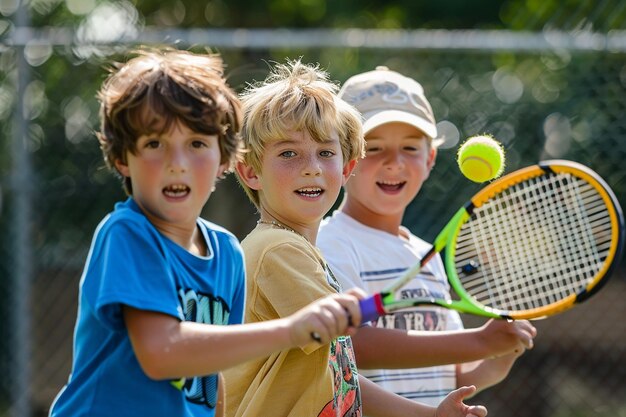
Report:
457,135,505,183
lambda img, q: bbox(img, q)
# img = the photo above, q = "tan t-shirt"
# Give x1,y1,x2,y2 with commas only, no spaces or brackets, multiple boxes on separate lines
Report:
224,224,361,417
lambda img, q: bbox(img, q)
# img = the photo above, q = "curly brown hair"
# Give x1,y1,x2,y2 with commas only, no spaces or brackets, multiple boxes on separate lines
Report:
97,48,243,194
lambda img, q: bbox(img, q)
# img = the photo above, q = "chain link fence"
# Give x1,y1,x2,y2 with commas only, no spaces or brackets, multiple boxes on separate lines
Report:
1,28,625,417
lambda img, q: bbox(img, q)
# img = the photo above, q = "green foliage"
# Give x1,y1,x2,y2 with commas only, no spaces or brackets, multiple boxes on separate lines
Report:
501,0,626,31
11,0,623,31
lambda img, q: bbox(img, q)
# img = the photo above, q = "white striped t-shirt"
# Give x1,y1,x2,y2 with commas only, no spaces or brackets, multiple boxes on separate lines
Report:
318,211,464,406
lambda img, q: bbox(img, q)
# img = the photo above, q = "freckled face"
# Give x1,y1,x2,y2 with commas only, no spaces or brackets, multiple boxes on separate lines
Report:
115,121,226,229
343,122,436,219
255,130,351,228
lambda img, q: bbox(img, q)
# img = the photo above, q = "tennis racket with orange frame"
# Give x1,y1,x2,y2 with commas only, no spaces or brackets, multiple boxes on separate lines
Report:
359,160,624,322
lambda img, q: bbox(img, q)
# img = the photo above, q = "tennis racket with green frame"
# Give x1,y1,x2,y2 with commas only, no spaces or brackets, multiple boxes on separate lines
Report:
359,160,624,322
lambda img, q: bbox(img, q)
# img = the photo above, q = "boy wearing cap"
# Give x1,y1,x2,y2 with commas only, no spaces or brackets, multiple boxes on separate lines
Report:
318,67,537,406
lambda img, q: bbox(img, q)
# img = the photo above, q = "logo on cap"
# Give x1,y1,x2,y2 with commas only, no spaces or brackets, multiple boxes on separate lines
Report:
339,67,457,148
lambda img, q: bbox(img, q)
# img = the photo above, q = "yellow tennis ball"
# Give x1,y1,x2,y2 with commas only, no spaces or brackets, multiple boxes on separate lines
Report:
457,135,505,183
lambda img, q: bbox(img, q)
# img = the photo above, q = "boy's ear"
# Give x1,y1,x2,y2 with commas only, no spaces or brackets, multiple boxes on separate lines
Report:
114,159,130,177
342,159,358,185
235,161,262,190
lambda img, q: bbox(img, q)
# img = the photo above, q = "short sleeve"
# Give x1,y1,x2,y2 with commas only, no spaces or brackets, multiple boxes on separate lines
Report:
254,241,332,354
256,241,331,318
81,219,181,330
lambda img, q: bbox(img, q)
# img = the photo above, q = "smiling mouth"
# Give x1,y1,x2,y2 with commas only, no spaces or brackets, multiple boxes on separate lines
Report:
163,184,190,198
376,180,405,192
296,187,323,198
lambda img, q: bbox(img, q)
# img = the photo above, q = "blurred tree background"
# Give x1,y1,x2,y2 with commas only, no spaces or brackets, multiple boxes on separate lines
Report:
1,1,625,416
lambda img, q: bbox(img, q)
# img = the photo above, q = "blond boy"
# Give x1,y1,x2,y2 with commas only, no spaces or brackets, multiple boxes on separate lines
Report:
226,60,488,417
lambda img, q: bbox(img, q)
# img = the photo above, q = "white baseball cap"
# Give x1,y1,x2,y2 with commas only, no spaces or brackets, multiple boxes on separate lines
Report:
339,66,453,148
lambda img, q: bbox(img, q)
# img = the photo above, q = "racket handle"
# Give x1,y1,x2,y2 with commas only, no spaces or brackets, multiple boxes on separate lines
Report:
359,294,385,323
310,307,354,343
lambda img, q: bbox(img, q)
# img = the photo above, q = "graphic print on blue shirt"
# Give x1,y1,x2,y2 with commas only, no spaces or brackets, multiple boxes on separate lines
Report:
171,288,231,408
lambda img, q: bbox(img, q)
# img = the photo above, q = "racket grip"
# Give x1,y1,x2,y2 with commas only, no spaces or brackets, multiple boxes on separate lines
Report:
359,295,385,323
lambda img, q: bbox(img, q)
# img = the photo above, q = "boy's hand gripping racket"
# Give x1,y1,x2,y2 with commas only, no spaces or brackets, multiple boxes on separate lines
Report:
359,160,624,322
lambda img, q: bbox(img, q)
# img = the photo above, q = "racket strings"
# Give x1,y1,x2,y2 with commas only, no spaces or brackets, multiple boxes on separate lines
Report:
454,172,613,313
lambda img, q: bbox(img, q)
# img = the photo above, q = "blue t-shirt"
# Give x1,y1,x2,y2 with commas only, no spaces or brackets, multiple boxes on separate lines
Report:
49,198,245,417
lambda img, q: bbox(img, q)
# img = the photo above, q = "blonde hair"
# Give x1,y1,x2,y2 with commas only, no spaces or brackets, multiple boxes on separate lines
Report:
97,48,243,195
237,59,365,207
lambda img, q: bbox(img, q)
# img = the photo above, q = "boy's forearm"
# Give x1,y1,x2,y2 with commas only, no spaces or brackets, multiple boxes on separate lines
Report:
456,352,519,393
352,326,495,369
155,319,299,377
125,307,296,379
360,375,435,417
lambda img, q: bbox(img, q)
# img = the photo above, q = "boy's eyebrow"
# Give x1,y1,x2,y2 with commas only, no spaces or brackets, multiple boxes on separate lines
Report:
264,138,299,150
269,138,298,145
269,136,341,146
366,135,427,141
